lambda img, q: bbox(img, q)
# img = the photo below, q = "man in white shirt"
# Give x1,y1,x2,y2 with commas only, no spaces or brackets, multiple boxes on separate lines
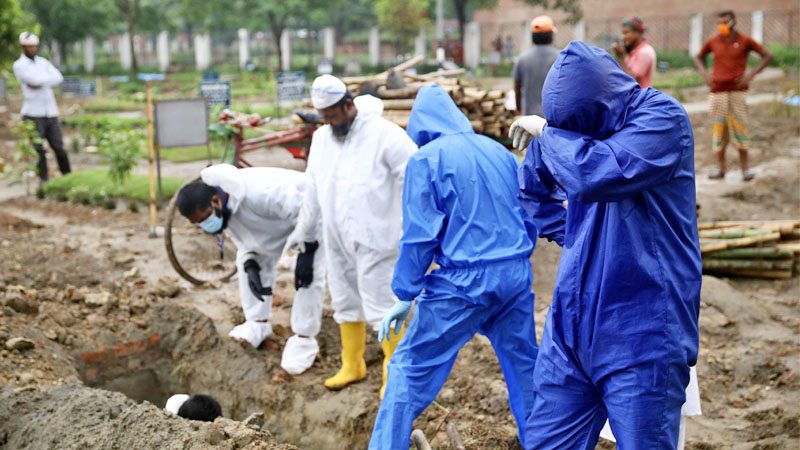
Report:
12,32,71,183
285,75,417,395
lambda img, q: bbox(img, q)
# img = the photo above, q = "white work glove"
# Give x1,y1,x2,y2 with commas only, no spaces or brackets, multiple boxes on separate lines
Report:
284,225,307,253
379,301,412,342
509,115,547,152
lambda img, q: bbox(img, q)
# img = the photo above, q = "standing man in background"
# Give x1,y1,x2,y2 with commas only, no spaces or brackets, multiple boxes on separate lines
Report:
694,10,772,181
612,17,657,88
13,32,71,184
513,16,559,116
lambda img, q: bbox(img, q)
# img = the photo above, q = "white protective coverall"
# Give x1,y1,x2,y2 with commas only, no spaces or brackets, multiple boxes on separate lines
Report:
295,95,417,330
201,164,325,374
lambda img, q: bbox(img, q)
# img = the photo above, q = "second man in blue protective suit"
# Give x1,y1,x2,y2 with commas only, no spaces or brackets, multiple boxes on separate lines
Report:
512,41,702,449
368,84,539,449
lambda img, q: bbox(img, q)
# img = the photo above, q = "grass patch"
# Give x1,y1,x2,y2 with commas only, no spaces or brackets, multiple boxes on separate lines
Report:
61,114,146,130
42,168,183,206
83,98,143,113
159,145,227,163
652,70,705,90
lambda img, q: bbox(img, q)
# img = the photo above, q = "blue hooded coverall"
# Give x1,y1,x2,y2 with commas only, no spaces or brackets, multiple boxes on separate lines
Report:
519,42,702,449
368,85,539,449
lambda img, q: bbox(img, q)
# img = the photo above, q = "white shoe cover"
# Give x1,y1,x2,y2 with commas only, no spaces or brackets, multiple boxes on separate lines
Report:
228,321,273,348
280,335,319,375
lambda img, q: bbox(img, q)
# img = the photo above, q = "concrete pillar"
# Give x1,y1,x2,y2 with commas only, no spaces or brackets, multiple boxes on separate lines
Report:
573,19,586,42
194,33,211,70
323,27,335,61
157,31,170,72
689,14,703,56
369,27,380,66
84,37,95,73
280,31,291,71
238,28,250,69
751,10,764,43
520,21,531,53
435,0,444,40
464,22,480,69
119,33,132,70
50,41,62,68
415,29,426,58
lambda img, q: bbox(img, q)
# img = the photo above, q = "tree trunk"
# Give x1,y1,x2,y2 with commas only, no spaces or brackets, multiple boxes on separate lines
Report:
453,0,467,42
128,18,138,73
306,21,313,70
267,12,285,73
272,28,283,73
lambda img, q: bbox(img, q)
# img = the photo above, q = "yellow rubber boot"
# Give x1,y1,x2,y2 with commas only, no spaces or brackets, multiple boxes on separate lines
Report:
380,324,406,399
324,322,368,390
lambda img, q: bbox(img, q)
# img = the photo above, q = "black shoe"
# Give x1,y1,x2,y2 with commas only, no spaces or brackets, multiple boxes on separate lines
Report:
742,171,755,182
708,169,725,179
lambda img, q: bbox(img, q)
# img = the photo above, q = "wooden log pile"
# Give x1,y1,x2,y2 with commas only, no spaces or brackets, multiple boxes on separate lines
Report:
699,220,800,279
340,57,515,140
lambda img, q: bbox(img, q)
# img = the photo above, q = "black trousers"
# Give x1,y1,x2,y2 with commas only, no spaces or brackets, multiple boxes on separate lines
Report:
23,116,71,181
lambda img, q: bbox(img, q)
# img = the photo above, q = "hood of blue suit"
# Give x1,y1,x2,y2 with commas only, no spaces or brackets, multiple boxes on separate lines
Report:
542,41,640,140
406,84,474,146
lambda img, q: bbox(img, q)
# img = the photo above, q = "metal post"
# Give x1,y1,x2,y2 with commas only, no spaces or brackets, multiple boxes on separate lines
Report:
146,83,158,237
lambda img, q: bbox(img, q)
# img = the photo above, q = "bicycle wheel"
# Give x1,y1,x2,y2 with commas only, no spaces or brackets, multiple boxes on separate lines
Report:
164,178,237,285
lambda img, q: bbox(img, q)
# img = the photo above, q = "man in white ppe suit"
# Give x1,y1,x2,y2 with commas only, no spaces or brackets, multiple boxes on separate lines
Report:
286,75,417,394
175,164,325,374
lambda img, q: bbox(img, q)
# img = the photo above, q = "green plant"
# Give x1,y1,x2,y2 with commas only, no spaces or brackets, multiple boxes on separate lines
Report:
97,128,145,186
11,121,41,179
767,43,800,72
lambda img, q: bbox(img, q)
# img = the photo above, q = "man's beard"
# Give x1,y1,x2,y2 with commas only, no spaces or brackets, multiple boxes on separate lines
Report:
331,116,355,140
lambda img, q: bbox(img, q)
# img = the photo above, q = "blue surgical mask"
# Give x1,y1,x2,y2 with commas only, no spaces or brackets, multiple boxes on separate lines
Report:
198,212,224,234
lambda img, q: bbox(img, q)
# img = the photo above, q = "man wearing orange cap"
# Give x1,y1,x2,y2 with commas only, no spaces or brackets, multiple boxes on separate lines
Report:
612,17,656,88
513,16,559,116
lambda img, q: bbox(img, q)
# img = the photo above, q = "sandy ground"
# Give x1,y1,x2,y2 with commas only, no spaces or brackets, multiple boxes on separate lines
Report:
0,88,798,449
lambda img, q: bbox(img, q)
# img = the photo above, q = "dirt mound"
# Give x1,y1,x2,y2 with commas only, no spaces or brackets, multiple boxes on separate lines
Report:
0,383,296,450
0,210,41,231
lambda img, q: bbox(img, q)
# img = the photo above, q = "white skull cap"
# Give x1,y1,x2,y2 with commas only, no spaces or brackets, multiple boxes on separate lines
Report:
311,74,348,109
19,32,39,46
165,394,190,415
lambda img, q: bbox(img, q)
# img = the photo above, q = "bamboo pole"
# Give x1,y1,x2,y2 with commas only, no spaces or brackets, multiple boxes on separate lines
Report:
702,259,794,271
774,241,800,254
704,247,794,260
698,229,775,239
703,268,794,279
699,220,800,230
699,232,781,253
145,83,158,238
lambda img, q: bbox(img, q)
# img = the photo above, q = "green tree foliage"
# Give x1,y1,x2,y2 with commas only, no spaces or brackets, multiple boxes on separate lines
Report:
0,0,36,71
22,0,114,63
375,0,430,52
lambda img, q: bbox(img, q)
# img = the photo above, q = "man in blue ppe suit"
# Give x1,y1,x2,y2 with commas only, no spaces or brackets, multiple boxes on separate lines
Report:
369,84,539,449
511,41,702,449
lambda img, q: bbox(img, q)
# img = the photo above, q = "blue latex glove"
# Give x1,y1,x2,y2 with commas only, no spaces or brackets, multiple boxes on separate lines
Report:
379,301,412,342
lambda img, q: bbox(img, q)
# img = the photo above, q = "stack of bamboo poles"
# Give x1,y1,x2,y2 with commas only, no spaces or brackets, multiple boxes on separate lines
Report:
699,220,800,279
340,56,514,139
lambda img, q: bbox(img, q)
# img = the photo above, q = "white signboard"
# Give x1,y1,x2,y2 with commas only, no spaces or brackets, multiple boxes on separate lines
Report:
154,99,208,148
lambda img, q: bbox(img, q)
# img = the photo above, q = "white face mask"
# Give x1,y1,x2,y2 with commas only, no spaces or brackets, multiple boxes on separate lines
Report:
198,210,224,234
